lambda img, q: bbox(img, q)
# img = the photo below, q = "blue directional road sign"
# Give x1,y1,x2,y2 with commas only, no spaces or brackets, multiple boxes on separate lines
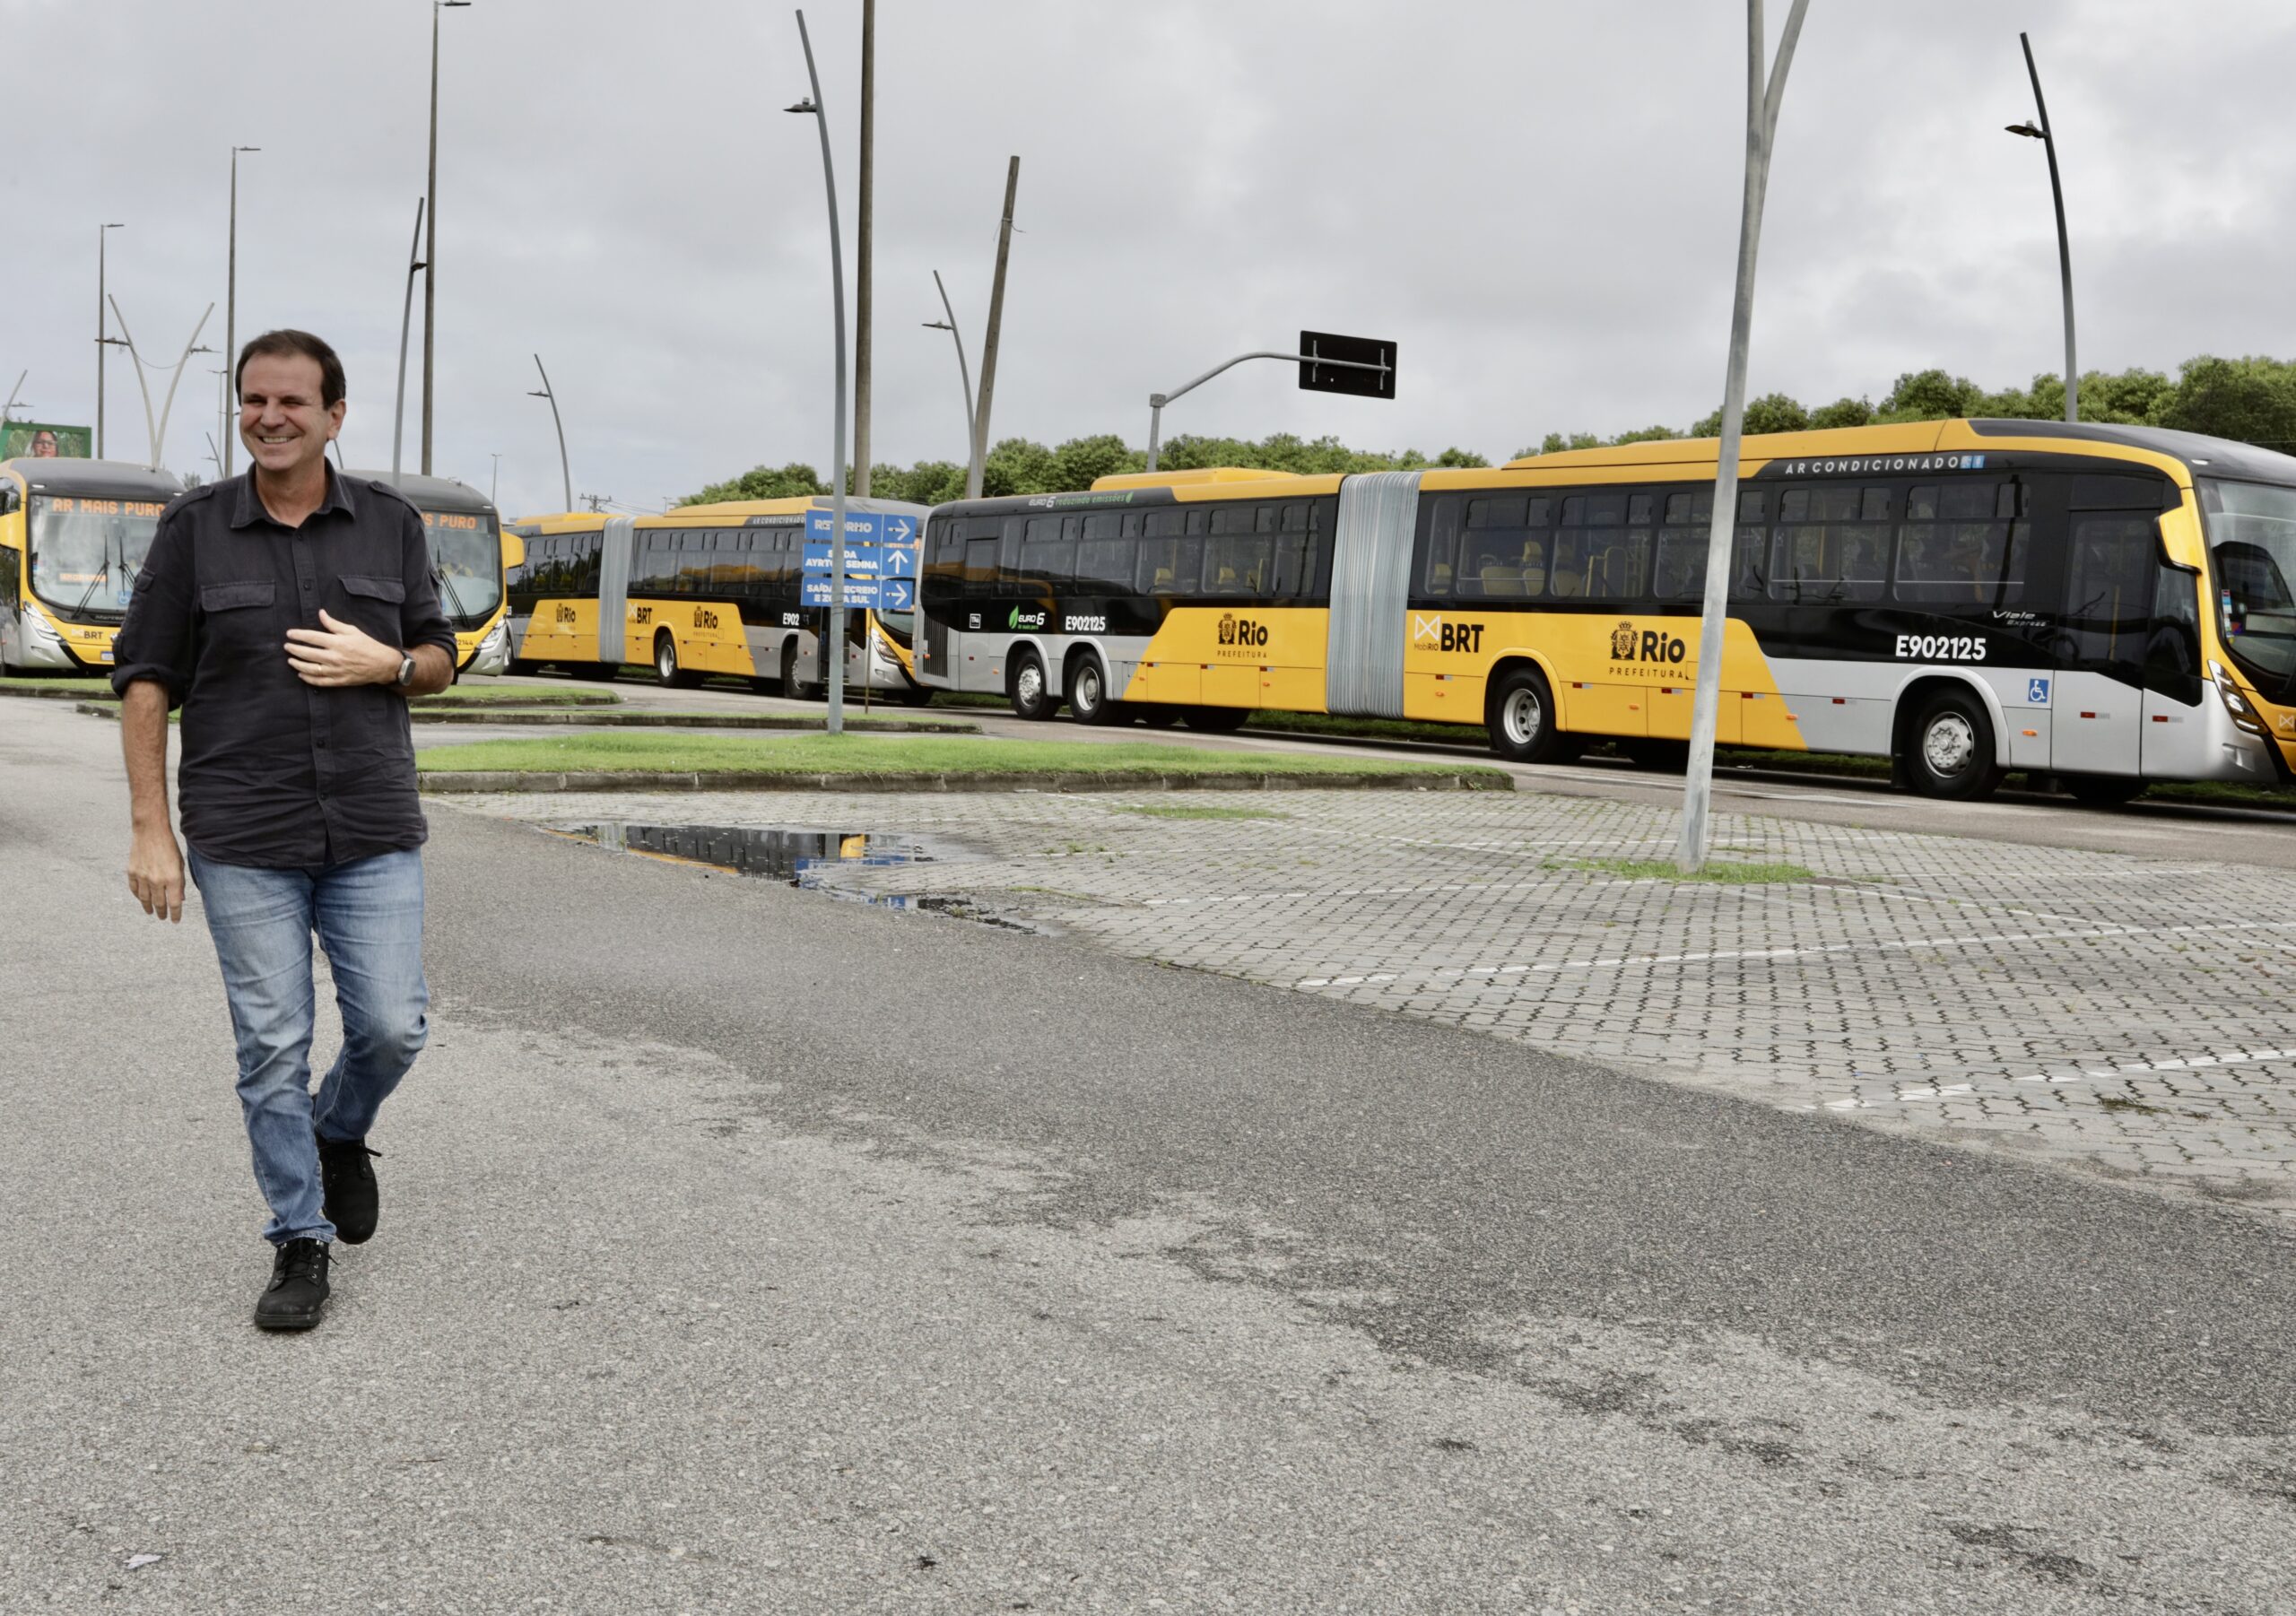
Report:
801,577,881,607
803,543,887,576
805,508,884,549
877,575,915,612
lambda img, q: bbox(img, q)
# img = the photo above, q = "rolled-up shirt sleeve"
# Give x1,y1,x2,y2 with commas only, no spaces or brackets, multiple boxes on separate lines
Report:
395,505,461,669
109,510,196,707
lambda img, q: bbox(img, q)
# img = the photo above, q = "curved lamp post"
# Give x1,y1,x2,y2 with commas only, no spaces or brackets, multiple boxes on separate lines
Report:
526,353,571,512
2006,30,2076,424
787,8,851,734
923,270,983,500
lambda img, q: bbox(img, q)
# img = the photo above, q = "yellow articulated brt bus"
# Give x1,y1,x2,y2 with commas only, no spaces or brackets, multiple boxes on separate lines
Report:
348,470,514,674
917,421,2296,802
504,495,931,699
0,457,181,673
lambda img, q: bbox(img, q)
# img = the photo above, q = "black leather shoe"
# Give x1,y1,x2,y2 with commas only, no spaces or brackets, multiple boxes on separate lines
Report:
254,1238,331,1331
317,1134,382,1245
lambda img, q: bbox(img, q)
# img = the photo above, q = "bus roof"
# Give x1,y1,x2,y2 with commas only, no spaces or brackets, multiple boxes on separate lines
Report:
1,458,184,499
1497,419,2296,487
1091,467,1302,491
347,468,497,515
652,493,927,524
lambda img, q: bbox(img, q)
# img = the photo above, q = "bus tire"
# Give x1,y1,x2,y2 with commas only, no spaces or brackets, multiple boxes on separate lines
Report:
1180,707,1248,733
1009,648,1059,720
1487,665,1570,763
1067,652,1124,725
896,683,934,708
779,643,819,701
1904,687,2005,800
2063,772,2145,807
654,632,696,689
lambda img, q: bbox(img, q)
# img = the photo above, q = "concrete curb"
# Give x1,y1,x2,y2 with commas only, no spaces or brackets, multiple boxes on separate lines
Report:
1,684,112,702
411,709,975,732
419,767,1512,795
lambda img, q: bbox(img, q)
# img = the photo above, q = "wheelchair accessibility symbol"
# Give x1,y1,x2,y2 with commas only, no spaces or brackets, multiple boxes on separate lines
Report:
2026,678,2050,704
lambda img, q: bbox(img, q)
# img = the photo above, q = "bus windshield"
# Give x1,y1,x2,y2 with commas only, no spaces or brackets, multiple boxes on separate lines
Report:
875,608,915,648
422,509,504,627
27,495,167,620
2199,479,2296,686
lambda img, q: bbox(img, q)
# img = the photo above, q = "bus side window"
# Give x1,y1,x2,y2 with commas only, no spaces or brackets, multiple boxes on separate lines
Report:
963,535,1000,598
1414,496,1460,598
1205,503,1270,596
2148,560,2203,701
1020,515,1074,592
1075,530,1135,596
1896,482,2028,609
2065,514,2164,666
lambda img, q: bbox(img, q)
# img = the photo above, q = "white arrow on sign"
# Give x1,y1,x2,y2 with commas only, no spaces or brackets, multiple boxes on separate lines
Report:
884,516,914,545
883,544,915,577
881,577,914,611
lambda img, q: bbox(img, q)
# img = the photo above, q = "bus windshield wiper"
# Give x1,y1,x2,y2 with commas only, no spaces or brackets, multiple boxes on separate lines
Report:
433,563,475,624
68,560,111,620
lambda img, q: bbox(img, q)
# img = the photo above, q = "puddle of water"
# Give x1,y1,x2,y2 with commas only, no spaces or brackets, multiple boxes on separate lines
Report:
549,821,969,911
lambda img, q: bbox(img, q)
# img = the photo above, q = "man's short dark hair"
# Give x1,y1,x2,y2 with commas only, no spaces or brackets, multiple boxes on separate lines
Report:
236,329,346,409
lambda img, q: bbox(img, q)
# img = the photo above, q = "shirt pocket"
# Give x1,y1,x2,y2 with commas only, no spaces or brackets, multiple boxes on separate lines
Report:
336,573,407,643
197,579,280,670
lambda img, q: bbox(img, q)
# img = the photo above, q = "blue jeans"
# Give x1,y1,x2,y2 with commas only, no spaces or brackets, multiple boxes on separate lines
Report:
189,847,430,1247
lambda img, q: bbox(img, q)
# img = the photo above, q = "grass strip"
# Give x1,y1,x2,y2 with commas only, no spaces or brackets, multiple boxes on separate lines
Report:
417,685,622,708
416,731,1508,785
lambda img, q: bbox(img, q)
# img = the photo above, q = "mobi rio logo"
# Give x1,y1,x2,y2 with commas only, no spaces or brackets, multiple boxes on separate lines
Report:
1612,621,1687,665
1008,607,1048,630
1414,614,1484,653
1217,612,1270,649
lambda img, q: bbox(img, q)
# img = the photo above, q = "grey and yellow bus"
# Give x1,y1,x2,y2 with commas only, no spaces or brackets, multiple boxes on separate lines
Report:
917,421,2296,802
350,469,514,675
504,495,930,699
0,457,180,673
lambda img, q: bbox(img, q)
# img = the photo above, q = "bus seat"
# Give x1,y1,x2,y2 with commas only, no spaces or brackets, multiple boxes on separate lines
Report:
1428,561,1453,595
1481,564,1524,596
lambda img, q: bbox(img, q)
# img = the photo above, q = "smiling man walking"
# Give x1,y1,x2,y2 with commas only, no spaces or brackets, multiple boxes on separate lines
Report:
111,329,458,1330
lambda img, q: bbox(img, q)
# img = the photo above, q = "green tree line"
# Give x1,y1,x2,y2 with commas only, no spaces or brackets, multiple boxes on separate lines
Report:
683,353,2296,507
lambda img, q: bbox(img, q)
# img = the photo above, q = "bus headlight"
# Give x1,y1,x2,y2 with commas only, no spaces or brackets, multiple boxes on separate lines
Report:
2210,660,2269,735
24,611,60,647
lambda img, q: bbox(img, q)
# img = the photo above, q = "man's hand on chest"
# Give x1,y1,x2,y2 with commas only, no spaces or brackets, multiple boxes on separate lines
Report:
285,609,404,688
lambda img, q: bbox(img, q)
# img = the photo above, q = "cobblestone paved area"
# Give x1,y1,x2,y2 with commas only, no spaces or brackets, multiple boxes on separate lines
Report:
441,786,2296,1224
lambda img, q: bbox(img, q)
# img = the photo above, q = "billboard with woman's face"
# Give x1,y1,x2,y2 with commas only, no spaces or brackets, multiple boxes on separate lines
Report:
2,422,91,459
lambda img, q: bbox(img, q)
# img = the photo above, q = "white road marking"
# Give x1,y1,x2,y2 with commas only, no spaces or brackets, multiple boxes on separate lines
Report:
1822,1047,2296,1110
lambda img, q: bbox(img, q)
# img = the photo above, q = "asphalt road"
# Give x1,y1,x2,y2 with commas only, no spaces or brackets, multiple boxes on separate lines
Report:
5,696,2293,1613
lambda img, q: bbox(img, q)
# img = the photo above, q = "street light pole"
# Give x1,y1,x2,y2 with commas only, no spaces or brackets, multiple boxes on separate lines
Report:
2008,32,2077,424
1144,350,1391,473
223,144,259,477
1677,0,1811,874
526,354,571,512
490,451,500,505
789,9,850,734
923,271,981,499
96,222,123,458
422,0,472,477
853,0,875,499
972,156,1021,500
393,197,427,478
107,298,216,473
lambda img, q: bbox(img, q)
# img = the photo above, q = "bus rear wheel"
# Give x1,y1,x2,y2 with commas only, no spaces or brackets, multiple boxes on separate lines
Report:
1904,688,2005,800
1180,707,1248,733
2063,772,2145,807
1009,649,1059,719
780,643,817,701
1067,654,1124,725
1487,666,1570,763
654,633,696,689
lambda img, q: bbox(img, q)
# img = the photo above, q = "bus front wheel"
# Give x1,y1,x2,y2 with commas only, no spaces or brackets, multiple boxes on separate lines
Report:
1904,688,2005,800
1009,649,1059,720
1487,666,1570,763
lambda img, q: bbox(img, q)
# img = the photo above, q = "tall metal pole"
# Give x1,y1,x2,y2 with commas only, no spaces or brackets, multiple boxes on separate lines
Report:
1677,0,1811,873
794,10,849,734
2018,31,2077,424
972,156,1020,500
224,145,258,477
852,0,874,498
2,370,25,429
393,197,427,478
97,223,123,458
926,271,980,497
422,1,470,475
490,451,500,504
528,354,571,512
107,298,214,473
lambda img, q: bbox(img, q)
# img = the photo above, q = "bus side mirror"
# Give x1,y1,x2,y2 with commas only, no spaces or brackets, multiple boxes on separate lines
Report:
501,531,526,569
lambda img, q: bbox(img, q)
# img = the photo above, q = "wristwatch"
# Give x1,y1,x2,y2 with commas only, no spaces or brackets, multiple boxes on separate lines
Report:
396,653,415,689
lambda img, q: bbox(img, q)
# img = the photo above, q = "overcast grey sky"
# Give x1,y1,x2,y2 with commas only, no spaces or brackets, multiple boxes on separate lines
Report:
4,1,2291,517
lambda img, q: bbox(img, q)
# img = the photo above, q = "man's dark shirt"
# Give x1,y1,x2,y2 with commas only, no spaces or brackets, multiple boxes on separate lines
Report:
110,468,457,868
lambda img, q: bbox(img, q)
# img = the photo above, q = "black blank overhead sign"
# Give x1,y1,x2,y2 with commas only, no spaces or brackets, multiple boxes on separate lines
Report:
1299,330,1396,400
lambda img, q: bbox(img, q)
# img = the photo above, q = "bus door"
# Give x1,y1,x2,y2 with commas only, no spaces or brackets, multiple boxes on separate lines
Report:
0,483,20,668
919,518,957,682
2055,508,2164,778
